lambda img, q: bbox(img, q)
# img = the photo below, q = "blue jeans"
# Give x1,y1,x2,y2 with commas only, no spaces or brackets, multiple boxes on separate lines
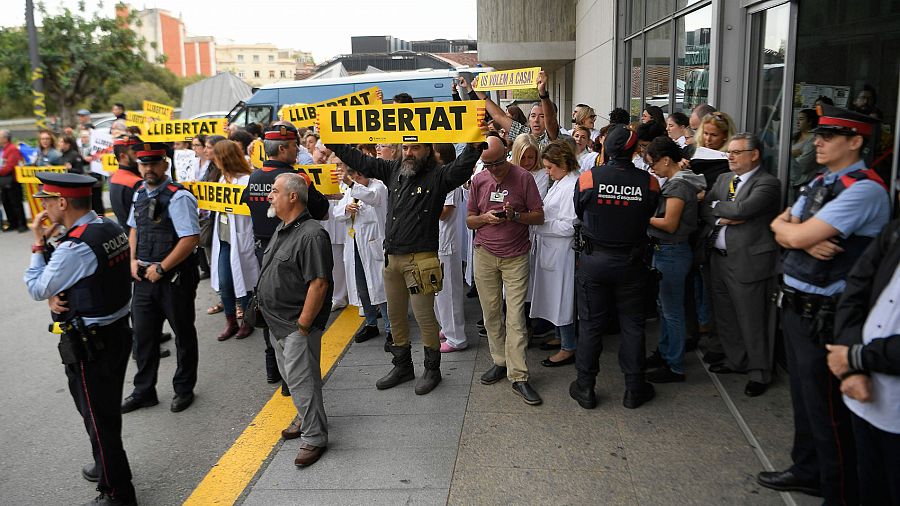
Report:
218,240,248,317
354,242,390,333
652,242,692,374
558,323,576,352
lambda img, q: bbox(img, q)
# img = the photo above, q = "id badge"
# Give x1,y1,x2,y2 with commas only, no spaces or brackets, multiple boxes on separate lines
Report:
219,213,228,225
489,191,505,203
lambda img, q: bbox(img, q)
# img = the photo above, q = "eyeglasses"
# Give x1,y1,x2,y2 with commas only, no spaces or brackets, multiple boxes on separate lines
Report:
191,143,203,148
726,149,753,157
482,158,506,168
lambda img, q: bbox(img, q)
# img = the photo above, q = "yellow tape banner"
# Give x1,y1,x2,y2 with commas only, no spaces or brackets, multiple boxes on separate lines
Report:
143,100,175,121
15,165,67,184
184,182,250,215
472,67,541,91
294,164,341,195
281,86,382,129
102,153,119,172
318,100,485,145
142,119,227,142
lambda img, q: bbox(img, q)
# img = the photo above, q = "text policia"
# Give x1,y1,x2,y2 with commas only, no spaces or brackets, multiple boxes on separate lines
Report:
318,101,486,144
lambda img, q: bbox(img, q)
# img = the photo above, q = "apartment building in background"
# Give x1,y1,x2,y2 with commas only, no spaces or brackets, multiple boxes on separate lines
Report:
120,4,216,78
215,44,316,86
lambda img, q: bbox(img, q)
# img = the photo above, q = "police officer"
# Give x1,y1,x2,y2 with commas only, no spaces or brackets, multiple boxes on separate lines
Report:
241,123,330,432
122,142,201,414
759,105,890,503
25,173,137,506
109,135,144,234
570,124,660,410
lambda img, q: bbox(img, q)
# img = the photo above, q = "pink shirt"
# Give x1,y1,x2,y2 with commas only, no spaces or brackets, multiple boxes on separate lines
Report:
468,163,543,258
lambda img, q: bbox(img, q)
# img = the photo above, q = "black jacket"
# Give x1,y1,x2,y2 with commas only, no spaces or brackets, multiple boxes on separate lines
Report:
834,219,900,375
327,142,484,254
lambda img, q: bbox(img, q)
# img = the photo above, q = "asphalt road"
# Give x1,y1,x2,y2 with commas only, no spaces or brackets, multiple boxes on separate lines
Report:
0,229,283,505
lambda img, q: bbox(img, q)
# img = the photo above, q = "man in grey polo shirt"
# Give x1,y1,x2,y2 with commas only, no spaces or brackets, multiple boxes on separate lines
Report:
258,172,333,468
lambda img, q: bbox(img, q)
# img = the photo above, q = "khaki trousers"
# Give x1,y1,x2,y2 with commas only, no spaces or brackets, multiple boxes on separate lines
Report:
474,246,530,382
384,252,441,350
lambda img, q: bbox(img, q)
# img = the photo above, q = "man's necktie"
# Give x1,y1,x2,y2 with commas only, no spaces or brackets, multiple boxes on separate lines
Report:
709,176,741,249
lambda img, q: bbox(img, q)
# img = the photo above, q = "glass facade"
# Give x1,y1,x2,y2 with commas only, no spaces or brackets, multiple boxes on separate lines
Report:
748,3,790,176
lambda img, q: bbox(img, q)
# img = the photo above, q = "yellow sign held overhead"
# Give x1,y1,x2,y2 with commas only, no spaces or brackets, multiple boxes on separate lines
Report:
318,100,486,145
142,119,227,142
142,100,175,121
15,165,67,185
101,153,119,172
249,139,266,169
125,111,148,130
472,67,541,91
294,164,341,195
281,86,382,129
184,182,250,215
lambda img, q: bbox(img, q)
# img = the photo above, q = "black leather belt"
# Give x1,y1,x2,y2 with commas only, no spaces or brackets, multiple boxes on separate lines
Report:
780,286,838,317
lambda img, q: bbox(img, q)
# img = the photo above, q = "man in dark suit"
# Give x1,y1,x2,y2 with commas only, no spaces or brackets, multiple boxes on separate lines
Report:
701,133,781,396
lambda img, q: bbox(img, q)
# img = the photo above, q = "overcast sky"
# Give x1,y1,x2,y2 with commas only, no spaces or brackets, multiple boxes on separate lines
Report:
0,0,478,63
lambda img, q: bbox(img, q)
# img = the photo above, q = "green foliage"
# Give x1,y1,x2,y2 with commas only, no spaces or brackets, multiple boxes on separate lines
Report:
108,81,172,110
0,2,147,125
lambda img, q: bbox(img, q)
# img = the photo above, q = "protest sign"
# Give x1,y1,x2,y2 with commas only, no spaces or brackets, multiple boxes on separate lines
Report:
89,128,114,175
125,111,147,130
101,153,119,172
173,149,197,182
318,100,486,144
143,100,175,121
249,138,266,169
142,119,227,142
281,86,381,129
294,164,341,195
472,67,541,91
184,182,250,215
15,165,67,217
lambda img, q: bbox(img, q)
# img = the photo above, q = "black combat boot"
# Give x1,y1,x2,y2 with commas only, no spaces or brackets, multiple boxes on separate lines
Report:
415,347,442,395
376,345,415,390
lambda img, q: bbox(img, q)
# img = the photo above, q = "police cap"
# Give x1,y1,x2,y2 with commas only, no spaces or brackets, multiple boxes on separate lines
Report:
113,134,143,157
135,141,169,163
813,104,880,138
33,172,96,199
603,124,639,160
264,123,299,141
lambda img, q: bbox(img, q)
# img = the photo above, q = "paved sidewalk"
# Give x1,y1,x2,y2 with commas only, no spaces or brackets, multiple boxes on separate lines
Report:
240,298,818,506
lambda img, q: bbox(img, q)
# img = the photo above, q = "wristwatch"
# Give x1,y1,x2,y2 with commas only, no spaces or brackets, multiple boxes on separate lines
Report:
155,264,165,276
297,322,311,334
511,210,521,222
538,93,549,100
31,243,45,253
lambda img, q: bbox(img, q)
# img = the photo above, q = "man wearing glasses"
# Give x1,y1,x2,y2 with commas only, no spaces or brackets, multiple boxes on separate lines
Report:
760,105,889,504
700,133,781,397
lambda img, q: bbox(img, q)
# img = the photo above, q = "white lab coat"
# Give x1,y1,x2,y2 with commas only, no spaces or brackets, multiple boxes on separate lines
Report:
211,174,259,298
528,171,578,326
321,196,348,306
333,179,388,307
435,187,468,347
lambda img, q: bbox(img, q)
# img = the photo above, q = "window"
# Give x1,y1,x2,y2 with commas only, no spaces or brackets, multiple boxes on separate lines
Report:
645,23,673,110
626,36,643,119
280,70,287,78
238,71,244,78
675,5,712,113
237,54,244,62
269,70,275,78
253,70,260,78
253,54,259,63
748,4,790,177
268,55,274,62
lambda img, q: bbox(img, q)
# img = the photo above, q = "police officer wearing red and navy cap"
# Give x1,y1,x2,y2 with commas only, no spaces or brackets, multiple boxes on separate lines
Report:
25,172,137,506
570,124,660,411
760,104,890,502
109,135,144,234
240,122,330,413
121,142,201,415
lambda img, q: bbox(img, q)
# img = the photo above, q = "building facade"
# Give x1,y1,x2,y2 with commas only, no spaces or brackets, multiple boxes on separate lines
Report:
216,44,315,87
478,0,899,203
123,5,215,78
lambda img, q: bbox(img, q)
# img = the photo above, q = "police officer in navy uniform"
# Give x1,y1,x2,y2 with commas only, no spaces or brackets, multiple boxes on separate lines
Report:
25,173,137,506
241,123,330,436
121,142,201,414
109,135,145,234
570,124,660,410
759,105,890,503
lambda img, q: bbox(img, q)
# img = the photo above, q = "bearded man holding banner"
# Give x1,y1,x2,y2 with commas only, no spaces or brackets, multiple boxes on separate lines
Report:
325,126,486,395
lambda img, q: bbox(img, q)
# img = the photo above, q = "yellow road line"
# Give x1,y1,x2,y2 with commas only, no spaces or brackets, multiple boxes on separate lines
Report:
183,306,362,506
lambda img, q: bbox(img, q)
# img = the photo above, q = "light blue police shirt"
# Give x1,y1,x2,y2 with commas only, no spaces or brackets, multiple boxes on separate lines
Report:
126,176,201,242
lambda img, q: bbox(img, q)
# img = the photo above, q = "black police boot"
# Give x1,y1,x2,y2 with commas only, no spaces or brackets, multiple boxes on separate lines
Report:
383,332,393,353
266,353,281,384
415,347,442,395
376,345,414,390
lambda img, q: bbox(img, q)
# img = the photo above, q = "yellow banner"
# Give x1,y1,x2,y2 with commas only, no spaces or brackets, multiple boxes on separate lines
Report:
102,153,119,172
281,86,382,129
318,100,486,145
184,182,250,215
143,100,175,121
15,165,67,184
249,138,266,169
472,67,541,91
142,119,227,142
126,111,147,130
294,164,341,195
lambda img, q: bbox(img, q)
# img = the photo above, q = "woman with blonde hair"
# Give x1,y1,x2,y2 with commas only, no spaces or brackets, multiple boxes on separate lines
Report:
571,104,601,140
510,133,547,198
693,111,735,153
210,140,259,340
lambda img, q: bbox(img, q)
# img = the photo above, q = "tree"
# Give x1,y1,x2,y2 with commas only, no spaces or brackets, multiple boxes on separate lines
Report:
0,2,148,126
109,81,173,110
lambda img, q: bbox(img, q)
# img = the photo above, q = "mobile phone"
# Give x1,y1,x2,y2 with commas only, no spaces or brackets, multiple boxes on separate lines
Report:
492,210,507,219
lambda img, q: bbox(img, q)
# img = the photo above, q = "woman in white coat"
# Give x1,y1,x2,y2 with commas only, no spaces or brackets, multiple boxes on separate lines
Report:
211,140,260,340
529,140,579,367
332,160,391,345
